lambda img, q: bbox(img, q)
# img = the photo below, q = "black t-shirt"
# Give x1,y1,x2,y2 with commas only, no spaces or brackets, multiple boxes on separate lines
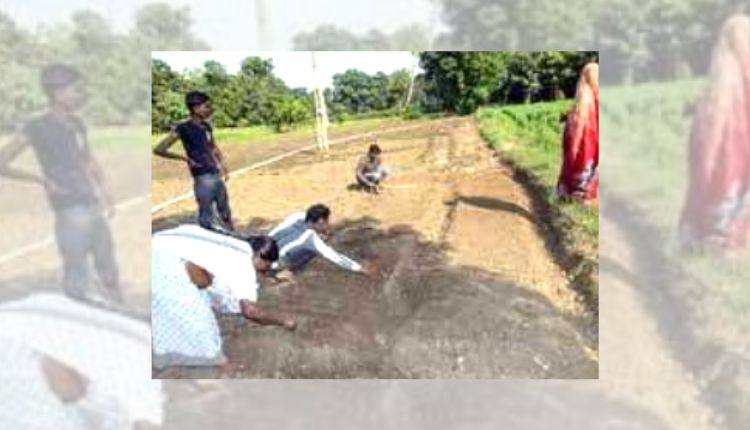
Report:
22,113,99,210
174,120,220,177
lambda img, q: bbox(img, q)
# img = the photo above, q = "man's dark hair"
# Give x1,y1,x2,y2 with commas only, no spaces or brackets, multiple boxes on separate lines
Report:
185,91,211,113
248,235,279,262
305,204,331,224
40,64,82,96
368,144,381,155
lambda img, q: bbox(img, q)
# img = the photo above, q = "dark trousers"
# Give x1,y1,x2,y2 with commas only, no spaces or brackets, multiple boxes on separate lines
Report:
54,204,121,303
193,173,233,230
282,247,317,271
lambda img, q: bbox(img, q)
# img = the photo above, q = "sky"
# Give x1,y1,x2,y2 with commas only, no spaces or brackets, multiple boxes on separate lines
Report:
3,0,436,49
152,51,420,90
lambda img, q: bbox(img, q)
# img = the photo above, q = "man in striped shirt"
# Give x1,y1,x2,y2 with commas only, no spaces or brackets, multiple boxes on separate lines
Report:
269,204,366,274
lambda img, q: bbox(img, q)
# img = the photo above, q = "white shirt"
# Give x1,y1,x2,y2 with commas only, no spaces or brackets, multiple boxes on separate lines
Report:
0,293,163,427
153,224,259,313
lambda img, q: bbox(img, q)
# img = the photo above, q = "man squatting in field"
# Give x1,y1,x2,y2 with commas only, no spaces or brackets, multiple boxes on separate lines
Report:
355,140,388,193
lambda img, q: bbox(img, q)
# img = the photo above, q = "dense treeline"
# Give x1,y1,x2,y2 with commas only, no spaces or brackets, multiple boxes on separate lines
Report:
151,50,596,130
1,2,604,130
432,0,740,83
418,51,597,114
0,4,207,130
294,0,744,84
152,57,313,131
151,58,422,131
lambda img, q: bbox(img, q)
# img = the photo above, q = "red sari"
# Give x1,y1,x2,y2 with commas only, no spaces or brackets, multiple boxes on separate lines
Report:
557,89,599,201
678,75,750,250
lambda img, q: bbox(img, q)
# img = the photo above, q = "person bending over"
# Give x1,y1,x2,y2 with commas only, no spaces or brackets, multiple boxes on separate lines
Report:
269,204,370,275
152,224,295,367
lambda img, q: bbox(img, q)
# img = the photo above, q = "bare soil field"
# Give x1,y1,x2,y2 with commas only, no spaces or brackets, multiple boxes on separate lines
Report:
152,117,597,379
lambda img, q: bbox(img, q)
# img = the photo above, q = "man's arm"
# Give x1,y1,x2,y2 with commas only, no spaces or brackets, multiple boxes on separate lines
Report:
153,131,194,165
309,231,363,272
239,299,295,329
81,139,117,216
0,134,50,188
40,355,89,404
209,137,229,181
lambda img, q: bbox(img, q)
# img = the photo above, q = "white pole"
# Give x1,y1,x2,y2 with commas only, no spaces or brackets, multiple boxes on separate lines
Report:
403,52,419,111
256,0,273,49
311,52,329,153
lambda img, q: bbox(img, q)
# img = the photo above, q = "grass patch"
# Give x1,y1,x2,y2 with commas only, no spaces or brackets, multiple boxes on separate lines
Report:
151,115,444,147
478,101,598,240
89,126,150,150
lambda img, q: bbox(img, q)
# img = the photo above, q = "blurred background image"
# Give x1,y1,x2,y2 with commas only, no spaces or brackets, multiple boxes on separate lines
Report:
150,50,599,379
0,0,749,429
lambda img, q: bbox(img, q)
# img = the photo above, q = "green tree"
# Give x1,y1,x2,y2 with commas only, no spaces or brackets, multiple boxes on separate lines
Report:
293,26,363,50
387,69,413,109
0,12,42,130
151,59,187,130
434,0,595,50
293,24,432,50
420,52,508,113
132,4,209,51
269,95,312,131
332,69,379,114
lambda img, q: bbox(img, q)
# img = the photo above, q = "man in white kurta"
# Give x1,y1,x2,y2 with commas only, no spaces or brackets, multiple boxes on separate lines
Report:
152,224,293,367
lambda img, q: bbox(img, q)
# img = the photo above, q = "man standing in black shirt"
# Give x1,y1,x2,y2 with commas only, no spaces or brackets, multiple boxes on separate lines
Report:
0,64,122,304
154,91,234,231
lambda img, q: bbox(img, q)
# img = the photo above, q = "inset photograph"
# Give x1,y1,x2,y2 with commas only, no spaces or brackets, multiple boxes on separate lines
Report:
151,51,599,379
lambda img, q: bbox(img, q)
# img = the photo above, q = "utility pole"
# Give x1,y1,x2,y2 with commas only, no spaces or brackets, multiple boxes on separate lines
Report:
256,0,273,49
403,51,420,111
311,52,329,153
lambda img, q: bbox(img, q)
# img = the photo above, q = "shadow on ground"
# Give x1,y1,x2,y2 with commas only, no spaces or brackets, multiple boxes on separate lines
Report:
445,195,535,223
499,157,599,313
152,212,275,235
152,214,597,379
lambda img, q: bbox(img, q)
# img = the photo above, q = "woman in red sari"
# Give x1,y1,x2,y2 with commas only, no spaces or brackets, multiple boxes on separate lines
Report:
557,62,599,203
678,14,750,253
